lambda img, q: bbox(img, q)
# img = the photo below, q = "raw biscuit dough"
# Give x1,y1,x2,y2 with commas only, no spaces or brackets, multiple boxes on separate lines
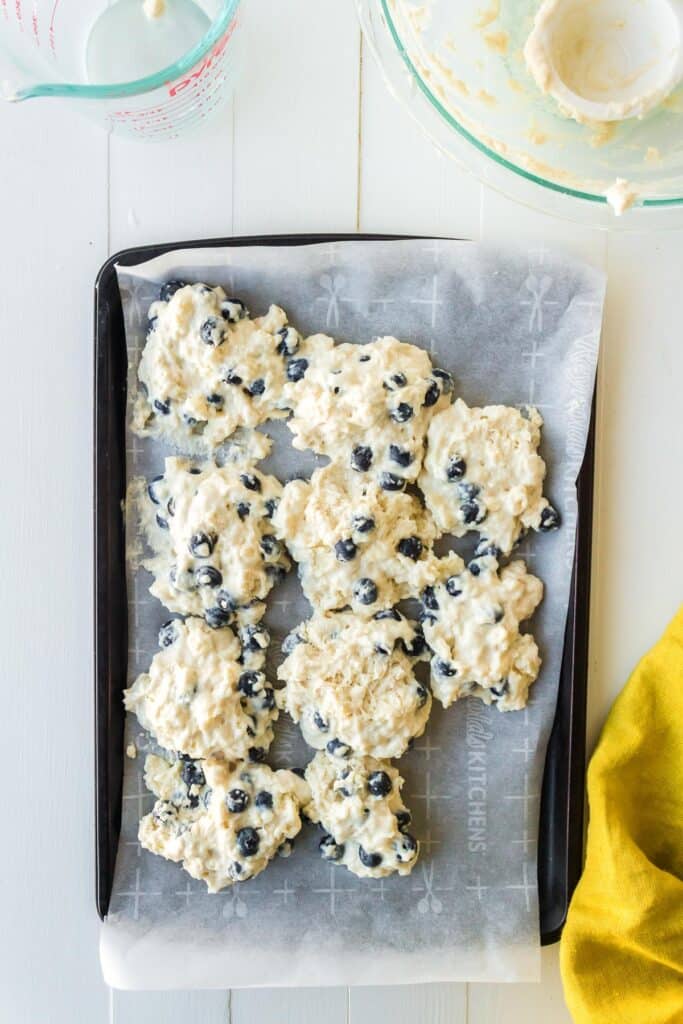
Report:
421,550,544,711
419,398,560,555
133,281,307,450
273,462,438,614
283,335,453,486
139,754,309,891
277,609,430,759
304,750,419,878
141,456,289,625
124,617,278,762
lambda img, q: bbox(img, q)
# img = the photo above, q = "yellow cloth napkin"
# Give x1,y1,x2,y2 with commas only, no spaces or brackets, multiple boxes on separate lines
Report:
560,606,683,1022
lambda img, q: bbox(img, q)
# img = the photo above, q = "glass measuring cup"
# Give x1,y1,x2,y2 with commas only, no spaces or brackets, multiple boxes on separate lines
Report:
0,0,241,140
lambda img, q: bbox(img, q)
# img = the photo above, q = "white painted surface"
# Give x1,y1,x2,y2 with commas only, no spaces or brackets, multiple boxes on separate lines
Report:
0,1,681,1021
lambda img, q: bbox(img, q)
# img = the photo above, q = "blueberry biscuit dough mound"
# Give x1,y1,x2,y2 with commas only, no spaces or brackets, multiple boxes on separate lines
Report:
283,335,453,486
141,456,289,624
421,550,544,711
133,281,310,450
277,609,430,759
273,462,439,615
139,754,309,891
124,617,278,762
419,398,561,554
304,751,419,878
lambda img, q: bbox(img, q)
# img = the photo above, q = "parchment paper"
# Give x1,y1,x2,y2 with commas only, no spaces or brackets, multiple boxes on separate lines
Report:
100,239,605,989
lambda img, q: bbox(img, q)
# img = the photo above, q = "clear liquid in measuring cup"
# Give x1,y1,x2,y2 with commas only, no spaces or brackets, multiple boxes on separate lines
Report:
86,0,211,85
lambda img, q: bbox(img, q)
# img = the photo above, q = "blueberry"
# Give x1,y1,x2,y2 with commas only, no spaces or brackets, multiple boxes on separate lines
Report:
352,515,375,533
147,314,158,332
446,456,466,480
205,606,232,629
155,513,169,530
236,501,250,520
189,532,216,558
158,620,178,648
226,788,250,812
287,358,309,382
261,687,276,711
313,711,329,732
260,534,281,557
400,630,426,657
275,325,300,356
282,631,305,655
459,482,480,500
245,378,265,397
223,369,243,386
147,475,164,505
390,402,413,423
238,671,261,696
445,576,462,597
461,501,482,524
195,565,222,587
240,473,261,492
433,368,454,393
395,809,412,831
359,354,370,363
153,398,171,416
353,577,378,606
326,738,350,757
396,833,418,861
374,608,401,621
397,536,422,561
468,560,481,576
539,505,561,531
159,279,186,302
166,497,176,518
221,298,248,323
422,380,440,407
200,317,226,347
188,468,202,475
237,827,260,857
335,538,357,561
181,761,205,789
422,586,439,611
248,746,267,762
206,392,224,408
379,472,405,492
374,643,390,655
383,372,407,389
264,498,279,518
255,790,273,810
319,834,345,862
367,771,392,797
216,590,236,612
490,679,510,698
435,658,457,676
240,623,269,653
389,444,413,467
350,445,373,472
474,541,501,559
416,684,429,707
358,847,382,869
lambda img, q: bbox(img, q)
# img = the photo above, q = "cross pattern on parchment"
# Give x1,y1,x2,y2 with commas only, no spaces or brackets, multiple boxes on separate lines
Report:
312,865,356,917
410,273,442,328
466,875,489,901
273,878,296,906
413,736,441,761
505,861,535,913
410,769,454,817
504,772,539,826
511,828,536,853
115,866,161,920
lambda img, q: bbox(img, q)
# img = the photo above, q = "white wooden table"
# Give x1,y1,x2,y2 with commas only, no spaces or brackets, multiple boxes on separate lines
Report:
2,2,681,1021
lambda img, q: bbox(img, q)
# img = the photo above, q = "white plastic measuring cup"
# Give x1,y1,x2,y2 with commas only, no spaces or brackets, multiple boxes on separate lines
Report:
0,0,241,140
525,0,683,123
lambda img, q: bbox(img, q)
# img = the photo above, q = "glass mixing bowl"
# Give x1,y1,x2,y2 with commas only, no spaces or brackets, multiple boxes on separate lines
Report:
357,0,683,226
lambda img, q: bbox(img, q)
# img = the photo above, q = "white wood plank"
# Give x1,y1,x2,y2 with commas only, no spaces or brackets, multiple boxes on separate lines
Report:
0,101,110,1024
351,983,467,1024
231,988,348,1024
586,227,683,752
231,0,360,236
109,100,235,253
468,945,572,1023
113,989,229,1023
359,36,482,241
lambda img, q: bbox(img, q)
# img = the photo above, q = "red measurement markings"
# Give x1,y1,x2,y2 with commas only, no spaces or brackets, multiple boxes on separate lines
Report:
32,0,38,42
1,0,8,23
168,16,236,97
48,0,60,53
14,0,22,26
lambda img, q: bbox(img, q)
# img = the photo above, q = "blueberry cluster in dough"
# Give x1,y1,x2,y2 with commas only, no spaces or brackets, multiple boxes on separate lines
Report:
139,754,309,891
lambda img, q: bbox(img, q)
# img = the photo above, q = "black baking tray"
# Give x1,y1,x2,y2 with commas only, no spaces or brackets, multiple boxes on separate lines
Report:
94,233,594,945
